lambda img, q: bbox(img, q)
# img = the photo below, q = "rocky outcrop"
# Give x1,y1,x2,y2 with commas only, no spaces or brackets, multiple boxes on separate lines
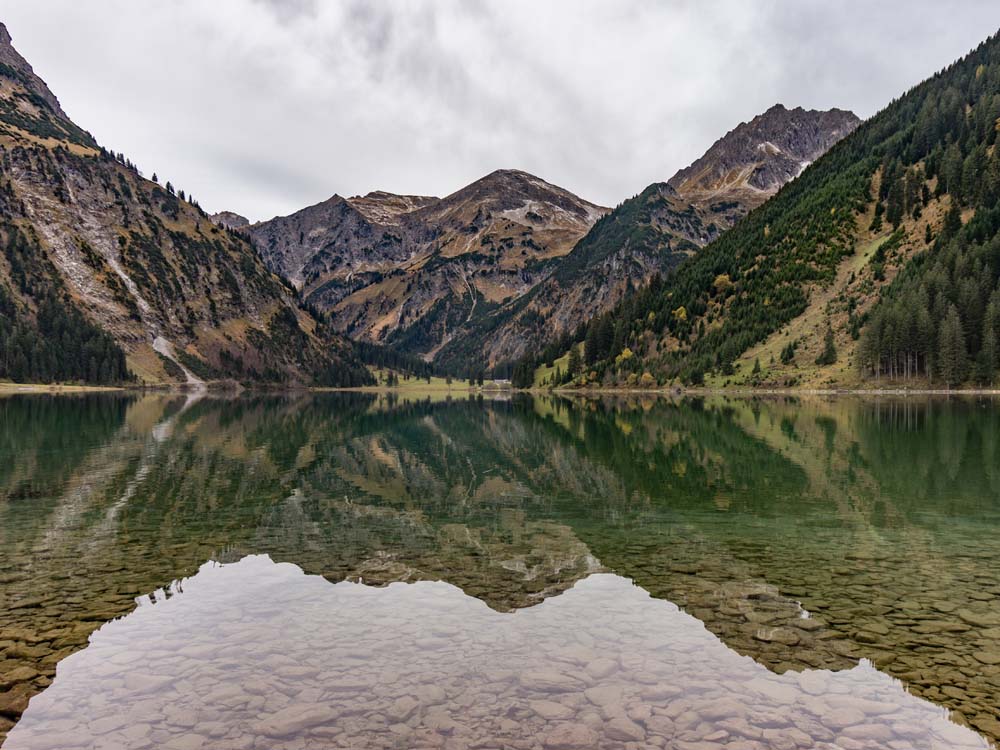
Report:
669,104,860,206
0,23,70,122
348,191,438,225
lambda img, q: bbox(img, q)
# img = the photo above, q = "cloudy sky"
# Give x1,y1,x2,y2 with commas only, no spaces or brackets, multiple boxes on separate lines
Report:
4,1,999,221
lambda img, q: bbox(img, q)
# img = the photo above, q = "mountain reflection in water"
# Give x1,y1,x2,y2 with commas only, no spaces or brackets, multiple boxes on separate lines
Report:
6,555,985,750
0,393,999,746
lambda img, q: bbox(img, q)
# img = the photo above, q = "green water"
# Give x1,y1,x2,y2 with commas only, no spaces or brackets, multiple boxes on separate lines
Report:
0,393,999,748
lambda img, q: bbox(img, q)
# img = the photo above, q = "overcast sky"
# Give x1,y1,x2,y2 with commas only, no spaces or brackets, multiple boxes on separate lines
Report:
4,1,999,221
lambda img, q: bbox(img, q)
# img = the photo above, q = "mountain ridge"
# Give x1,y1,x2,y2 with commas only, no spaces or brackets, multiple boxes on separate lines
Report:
242,107,857,374
246,168,609,361
432,104,860,372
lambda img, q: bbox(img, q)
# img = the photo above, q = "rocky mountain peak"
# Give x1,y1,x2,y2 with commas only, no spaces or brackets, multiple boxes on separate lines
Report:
0,21,69,120
347,191,438,225
209,211,250,230
462,168,567,193
424,169,607,223
668,104,860,199
247,169,608,351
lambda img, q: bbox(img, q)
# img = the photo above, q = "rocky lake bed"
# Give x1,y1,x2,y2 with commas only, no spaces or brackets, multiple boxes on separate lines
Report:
3,558,987,750
0,393,999,748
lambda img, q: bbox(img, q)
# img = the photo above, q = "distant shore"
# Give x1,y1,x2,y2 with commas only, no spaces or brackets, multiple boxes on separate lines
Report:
0,382,126,394
542,385,1000,397
5,381,1000,398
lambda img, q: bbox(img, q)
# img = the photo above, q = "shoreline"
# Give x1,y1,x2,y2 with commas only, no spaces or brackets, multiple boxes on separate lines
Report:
542,386,1000,397
5,381,1000,397
0,382,127,394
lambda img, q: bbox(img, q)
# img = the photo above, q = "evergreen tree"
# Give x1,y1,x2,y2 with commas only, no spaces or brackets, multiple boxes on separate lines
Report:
976,326,997,384
869,202,884,233
567,346,581,378
938,304,966,386
942,199,962,239
815,326,837,366
584,318,600,366
941,143,964,199
886,179,904,229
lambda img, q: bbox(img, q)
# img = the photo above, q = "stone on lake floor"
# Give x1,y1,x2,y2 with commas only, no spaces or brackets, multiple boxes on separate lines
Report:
541,723,601,749
254,704,342,737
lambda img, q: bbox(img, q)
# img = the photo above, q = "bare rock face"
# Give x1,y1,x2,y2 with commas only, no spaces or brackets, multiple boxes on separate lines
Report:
250,194,413,292
248,169,608,357
668,104,861,203
348,191,438,225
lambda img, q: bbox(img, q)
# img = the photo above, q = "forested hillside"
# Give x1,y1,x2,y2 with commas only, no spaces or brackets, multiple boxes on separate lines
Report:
518,30,1000,388
0,222,129,384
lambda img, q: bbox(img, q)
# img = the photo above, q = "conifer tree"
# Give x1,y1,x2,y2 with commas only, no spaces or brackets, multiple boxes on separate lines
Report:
938,305,966,386
815,326,838,366
568,345,581,377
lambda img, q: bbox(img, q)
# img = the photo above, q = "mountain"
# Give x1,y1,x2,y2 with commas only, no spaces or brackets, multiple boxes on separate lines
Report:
433,105,859,372
537,30,1000,390
247,169,607,361
0,23,370,387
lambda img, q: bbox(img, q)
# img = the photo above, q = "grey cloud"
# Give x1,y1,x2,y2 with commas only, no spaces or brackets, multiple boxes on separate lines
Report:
254,0,318,24
2,0,998,221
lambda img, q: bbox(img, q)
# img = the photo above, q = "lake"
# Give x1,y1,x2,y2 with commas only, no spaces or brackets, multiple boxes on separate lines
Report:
0,392,998,749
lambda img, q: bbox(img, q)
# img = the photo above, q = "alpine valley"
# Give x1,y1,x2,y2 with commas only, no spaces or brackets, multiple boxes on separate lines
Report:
2,19,1000,393
9,9,1000,750
241,105,859,374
